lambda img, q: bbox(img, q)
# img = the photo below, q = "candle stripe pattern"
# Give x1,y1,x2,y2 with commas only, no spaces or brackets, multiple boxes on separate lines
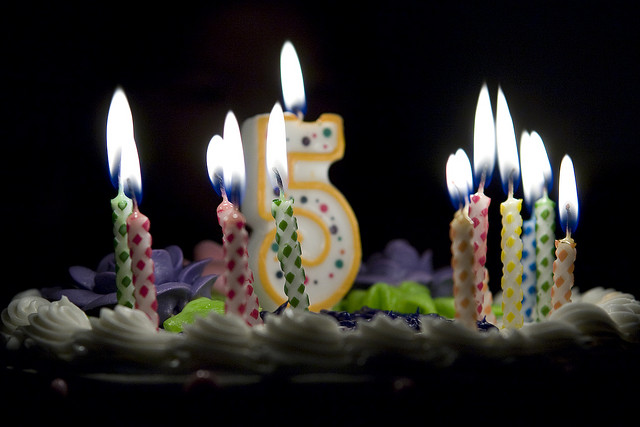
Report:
534,196,556,320
272,196,310,310
500,197,524,329
127,210,159,327
521,217,536,322
551,237,576,312
450,209,477,329
468,193,495,323
217,200,262,326
111,188,135,308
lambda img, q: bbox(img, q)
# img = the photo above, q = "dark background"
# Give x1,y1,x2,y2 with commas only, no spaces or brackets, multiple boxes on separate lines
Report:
2,1,638,305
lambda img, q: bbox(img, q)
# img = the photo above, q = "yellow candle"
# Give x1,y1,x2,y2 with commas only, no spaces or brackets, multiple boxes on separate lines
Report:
496,86,523,329
500,195,524,329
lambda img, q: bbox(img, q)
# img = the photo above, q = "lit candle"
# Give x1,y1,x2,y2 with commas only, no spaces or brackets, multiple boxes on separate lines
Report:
446,149,476,330
496,87,524,329
469,83,496,323
519,131,537,322
115,104,159,327
105,87,137,309
525,131,556,320
206,112,262,325
266,102,310,310
242,41,361,311
552,155,578,312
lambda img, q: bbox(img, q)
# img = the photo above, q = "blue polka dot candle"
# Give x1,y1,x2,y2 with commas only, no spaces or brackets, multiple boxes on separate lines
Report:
241,42,361,311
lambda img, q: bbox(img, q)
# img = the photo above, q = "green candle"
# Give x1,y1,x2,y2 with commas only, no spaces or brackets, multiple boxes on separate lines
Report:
272,194,309,310
534,194,555,320
111,186,135,308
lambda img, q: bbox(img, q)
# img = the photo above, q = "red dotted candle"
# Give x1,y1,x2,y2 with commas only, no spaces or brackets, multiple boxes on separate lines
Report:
217,198,262,326
468,191,496,323
127,207,159,327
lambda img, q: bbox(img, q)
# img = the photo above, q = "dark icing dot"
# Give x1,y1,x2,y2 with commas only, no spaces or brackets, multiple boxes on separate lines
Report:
300,196,308,203
329,225,338,234
335,259,344,269
275,271,283,279
302,136,311,146
322,127,332,137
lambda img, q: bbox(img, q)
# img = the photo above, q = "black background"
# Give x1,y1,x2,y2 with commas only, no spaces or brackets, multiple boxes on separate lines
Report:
2,1,638,305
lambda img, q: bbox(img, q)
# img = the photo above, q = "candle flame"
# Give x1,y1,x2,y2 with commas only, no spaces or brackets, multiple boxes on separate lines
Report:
219,111,246,205
521,130,553,212
206,134,225,197
106,87,142,203
496,86,520,195
266,102,289,195
446,148,473,209
280,41,306,117
473,83,496,189
558,154,579,234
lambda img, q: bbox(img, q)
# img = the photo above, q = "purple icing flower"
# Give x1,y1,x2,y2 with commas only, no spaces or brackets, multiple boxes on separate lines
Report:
41,246,217,323
356,239,453,297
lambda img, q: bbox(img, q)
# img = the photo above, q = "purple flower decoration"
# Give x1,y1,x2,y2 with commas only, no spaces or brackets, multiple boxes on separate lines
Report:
41,246,217,323
356,239,453,297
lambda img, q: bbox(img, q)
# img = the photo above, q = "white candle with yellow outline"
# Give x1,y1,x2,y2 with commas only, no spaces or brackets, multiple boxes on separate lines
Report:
496,87,523,329
241,42,361,311
552,155,578,313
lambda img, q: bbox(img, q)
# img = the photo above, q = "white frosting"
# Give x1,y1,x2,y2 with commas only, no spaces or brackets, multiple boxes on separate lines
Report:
253,309,348,368
1,291,50,334
73,305,180,368
346,314,427,364
2,286,639,372
19,296,91,360
180,311,267,372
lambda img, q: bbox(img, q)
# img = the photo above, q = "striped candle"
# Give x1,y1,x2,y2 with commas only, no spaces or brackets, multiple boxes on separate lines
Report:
551,236,576,312
217,198,262,326
450,208,476,329
111,186,135,308
500,195,524,329
521,216,536,322
534,194,556,319
127,206,159,327
272,194,309,310
468,191,495,323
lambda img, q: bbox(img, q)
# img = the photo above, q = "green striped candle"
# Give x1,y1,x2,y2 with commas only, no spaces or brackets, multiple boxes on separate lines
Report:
271,194,309,310
111,186,135,308
534,194,555,320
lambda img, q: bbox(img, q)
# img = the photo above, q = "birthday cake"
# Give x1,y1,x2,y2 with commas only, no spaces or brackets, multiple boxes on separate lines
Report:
2,241,639,421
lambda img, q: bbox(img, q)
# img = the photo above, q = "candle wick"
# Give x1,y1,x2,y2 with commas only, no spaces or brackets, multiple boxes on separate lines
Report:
274,168,285,198
478,173,486,193
508,178,514,198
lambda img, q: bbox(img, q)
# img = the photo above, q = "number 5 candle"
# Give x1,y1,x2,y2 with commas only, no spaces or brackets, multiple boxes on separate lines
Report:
496,87,524,329
552,155,578,313
242,41,361,311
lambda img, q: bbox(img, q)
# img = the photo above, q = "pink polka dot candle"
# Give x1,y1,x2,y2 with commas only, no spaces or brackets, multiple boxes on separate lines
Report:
206,112,262,325
470,83,496,323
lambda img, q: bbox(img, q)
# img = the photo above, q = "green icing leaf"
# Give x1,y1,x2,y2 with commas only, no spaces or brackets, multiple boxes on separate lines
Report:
162,297,225,332
337,281,437,315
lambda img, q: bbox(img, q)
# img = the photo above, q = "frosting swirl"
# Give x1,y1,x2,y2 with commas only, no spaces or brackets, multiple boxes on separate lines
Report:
20,296,91,360
73,305,180,368
180,311,267,372
254,309,348,368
